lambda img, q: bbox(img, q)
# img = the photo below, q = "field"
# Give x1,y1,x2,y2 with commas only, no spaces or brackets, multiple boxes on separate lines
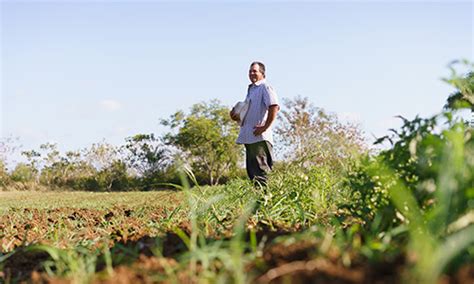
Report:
0,188,381,283
0,176,472,284
0,191,188,282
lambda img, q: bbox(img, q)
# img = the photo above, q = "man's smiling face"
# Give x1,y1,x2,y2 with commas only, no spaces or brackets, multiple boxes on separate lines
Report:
249,64,264,83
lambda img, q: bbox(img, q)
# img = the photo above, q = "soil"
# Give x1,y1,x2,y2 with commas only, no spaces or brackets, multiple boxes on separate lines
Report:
0,206,172,250
1,208,473,284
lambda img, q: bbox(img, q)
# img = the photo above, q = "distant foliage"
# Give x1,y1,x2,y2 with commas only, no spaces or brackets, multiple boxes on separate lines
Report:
93,160,130,191
16,142,131,191
0,159,9,188
275,96,368,172
124,134,170,177
122,133,179,189
0,137,19,189
39,147,94,188
10,163,38,183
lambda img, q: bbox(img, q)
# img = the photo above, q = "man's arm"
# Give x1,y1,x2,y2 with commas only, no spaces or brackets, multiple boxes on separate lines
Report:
253,105,279,136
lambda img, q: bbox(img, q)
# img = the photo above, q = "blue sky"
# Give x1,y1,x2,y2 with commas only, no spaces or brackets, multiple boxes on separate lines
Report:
1,1,473,161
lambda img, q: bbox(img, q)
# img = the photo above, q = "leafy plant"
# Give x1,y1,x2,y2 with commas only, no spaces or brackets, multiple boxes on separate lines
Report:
371,123,474,283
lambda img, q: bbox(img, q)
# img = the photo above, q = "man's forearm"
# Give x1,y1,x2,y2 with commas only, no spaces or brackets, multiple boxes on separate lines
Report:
264,105,279,129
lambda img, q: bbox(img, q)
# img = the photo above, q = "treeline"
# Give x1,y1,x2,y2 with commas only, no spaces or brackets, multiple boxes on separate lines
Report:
0,97,367,191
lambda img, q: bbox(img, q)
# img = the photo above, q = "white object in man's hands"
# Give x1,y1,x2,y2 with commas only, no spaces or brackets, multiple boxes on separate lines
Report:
232,100,249,125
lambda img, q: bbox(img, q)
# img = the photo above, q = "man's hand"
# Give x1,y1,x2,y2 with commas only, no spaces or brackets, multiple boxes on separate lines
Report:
230,109,240,122
253,105,279,136
253,124,267,136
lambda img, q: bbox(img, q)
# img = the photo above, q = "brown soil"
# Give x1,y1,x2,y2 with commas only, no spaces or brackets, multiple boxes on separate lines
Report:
2,248,50,283
0,206,172,251
1,207,473,284
4,235,473,284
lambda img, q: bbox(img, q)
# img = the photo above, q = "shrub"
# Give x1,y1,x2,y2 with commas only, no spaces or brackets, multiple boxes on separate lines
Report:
95,160,130,191
10,163,38,183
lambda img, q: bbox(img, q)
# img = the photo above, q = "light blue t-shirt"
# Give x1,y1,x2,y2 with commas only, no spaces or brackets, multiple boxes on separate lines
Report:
236,79,279,145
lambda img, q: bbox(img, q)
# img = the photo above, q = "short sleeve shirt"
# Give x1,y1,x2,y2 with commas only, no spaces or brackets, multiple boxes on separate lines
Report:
236,79,279,145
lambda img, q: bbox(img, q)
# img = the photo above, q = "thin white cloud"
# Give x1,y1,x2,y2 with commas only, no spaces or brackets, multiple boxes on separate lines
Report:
99,99,122,112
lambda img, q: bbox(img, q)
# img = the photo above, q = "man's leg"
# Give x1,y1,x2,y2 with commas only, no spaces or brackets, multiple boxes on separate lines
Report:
245,141,274,185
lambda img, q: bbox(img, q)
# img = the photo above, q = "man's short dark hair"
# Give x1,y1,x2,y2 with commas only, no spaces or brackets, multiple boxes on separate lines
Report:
250,61,266,78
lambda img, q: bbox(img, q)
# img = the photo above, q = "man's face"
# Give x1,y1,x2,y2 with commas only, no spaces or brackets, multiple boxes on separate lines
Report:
248,64,264,83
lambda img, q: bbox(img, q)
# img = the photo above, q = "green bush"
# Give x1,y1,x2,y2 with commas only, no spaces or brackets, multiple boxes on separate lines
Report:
342,155,392,225
10,163,38,183
95,160,130,191
263,163,347,226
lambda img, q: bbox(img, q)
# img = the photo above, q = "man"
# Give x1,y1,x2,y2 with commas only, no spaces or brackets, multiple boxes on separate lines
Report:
230,61,279,185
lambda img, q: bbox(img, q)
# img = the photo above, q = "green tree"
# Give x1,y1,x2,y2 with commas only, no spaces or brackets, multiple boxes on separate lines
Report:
22,143,94,190
94,160,129,191
82,142,131,191
161,100,242,185
122,133,175,190
40,150,96,189
124,134,170,177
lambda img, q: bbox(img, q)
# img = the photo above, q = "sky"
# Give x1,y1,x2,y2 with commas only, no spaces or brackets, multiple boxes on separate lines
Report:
1,0,473,163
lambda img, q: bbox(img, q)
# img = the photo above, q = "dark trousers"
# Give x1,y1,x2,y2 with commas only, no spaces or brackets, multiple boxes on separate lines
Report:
244,141,273,185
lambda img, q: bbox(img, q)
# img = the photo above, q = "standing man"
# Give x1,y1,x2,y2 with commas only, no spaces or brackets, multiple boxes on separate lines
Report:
230,61,279,185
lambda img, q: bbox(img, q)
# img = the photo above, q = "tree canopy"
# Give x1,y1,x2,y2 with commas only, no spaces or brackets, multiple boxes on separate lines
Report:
161,100,242,185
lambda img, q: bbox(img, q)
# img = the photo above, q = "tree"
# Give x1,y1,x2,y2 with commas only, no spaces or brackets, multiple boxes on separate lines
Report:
123,134,170,177
84,142,121,171
94,160,129,191
122,133,178,189
275,96,368,171
161,100,242,185
82,142,130,191
38,146,96,188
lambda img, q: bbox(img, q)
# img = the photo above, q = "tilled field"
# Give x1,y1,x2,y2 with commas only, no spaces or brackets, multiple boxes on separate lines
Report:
0,191,473,283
